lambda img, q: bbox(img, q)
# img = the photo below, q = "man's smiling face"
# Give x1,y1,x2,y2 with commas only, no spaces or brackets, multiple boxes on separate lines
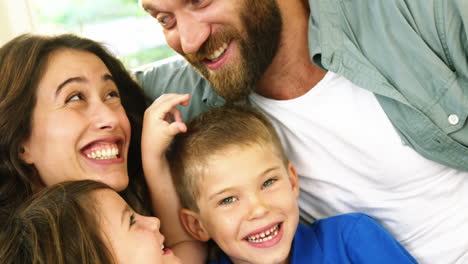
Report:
142,0,283,102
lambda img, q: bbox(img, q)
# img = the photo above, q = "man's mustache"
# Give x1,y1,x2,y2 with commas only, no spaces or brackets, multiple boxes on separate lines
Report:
185,29,239,64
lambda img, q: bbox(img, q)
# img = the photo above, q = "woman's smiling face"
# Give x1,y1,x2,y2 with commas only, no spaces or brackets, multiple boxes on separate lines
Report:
21,48,131,191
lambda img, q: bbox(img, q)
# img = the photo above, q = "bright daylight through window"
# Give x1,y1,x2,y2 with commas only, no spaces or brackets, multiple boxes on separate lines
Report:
30,0,175,68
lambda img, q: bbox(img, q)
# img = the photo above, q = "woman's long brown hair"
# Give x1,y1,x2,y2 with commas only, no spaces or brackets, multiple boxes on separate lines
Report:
0,34,151,216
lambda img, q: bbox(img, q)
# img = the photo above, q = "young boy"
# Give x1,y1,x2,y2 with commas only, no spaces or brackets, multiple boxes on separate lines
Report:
160,102,417,264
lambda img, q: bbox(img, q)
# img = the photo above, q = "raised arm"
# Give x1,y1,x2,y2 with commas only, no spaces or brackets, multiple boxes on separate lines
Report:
141,93,207,263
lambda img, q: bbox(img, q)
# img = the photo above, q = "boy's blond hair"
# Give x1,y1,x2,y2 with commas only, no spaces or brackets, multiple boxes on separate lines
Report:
167,104,288,212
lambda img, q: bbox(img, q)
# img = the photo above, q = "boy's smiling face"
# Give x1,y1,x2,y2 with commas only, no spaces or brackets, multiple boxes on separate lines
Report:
193,144,300,264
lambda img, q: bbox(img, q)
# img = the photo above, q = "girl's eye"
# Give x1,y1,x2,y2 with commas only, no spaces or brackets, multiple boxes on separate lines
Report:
106,90,120,99
65,93,84,103
129,214,136,227
220,196,238,205
262,178,277,189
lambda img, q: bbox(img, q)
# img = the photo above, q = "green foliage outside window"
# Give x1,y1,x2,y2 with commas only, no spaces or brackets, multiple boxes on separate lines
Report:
32,0,147,28
31,0,176,68
122,45,177,69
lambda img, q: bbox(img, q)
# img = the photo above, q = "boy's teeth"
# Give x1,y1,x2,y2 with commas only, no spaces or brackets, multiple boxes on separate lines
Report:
246,224,280,243
86,147,119,160
207,43,228,61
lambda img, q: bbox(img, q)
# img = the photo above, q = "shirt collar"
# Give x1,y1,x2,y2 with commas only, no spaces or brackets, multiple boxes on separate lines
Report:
290,223,324,263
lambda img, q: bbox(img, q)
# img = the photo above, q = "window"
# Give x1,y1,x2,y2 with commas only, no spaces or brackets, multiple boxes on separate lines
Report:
30,0,175,68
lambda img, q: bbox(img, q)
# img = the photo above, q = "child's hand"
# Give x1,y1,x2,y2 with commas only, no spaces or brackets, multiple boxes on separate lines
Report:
142,93,190,159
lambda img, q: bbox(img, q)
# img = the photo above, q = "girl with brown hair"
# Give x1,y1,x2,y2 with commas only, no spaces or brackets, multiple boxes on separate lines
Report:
1,180,181,264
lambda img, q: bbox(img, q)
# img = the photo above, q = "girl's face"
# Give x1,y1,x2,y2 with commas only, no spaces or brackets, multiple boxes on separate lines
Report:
21,48,131,191
94,189,182,264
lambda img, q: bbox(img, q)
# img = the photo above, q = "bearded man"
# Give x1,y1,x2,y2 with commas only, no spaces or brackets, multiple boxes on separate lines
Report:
136,1,468,263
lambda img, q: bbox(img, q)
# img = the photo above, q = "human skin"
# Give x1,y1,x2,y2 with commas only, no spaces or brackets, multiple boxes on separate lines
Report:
140,0,325,101
138,0,322,262
141,0,281,102
21,48,131,191
141,93,207,263
182,144,300,264
94,188,182,264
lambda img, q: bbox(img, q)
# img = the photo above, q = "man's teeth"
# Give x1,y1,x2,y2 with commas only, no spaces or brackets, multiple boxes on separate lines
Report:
86,147,119,160
206,43,228,61
246,225,279,243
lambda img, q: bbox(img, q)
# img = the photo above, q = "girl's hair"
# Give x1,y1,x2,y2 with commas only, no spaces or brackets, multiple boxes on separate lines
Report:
0,33,151,215
0,180,114,264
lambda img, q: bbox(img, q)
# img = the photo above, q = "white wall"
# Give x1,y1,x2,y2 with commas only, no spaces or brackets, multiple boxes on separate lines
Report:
0,0,35,45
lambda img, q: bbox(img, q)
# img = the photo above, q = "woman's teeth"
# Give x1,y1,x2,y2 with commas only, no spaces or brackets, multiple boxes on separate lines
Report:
206,43,228,61
246,224,280,243
86,147,119,160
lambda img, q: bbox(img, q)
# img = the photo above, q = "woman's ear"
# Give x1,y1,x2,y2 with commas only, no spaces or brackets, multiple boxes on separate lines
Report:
287,162,300,198
180,209,211,242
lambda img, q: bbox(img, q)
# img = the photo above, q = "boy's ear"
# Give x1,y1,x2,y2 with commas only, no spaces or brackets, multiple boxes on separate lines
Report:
180,209,211,242
19,141,34,164
287,162,300,198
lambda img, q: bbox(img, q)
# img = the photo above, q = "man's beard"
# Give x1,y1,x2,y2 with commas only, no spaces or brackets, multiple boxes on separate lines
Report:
184,0,282,102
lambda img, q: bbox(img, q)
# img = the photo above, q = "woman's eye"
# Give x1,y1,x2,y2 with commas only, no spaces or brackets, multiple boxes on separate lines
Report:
129,214,136,227
220,196,238,205
262,178,277,189
106,90,120,99
65,93,84,103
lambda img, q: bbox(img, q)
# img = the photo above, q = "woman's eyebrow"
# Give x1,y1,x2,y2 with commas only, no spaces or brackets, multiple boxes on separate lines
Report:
55,77,84,97
55,73,115,97
103,73,114,82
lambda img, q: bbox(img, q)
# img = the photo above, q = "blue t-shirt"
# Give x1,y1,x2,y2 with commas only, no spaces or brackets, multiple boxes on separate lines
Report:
210,213,417,264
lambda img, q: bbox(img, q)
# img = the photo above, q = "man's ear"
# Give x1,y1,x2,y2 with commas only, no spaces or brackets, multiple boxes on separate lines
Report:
287,162,300,198
180,208,211,242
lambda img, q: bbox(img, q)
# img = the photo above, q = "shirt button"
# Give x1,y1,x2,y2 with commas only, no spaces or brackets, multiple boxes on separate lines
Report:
448,114,459,125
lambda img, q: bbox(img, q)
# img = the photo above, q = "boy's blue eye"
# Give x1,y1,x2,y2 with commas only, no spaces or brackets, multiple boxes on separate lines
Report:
220,196,238,205
262,178,277,189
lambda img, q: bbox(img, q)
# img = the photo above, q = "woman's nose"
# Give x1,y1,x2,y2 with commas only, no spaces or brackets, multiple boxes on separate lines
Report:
90,101,120,131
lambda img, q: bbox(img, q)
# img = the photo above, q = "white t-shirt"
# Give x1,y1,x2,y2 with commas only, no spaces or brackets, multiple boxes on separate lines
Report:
249,71,468,264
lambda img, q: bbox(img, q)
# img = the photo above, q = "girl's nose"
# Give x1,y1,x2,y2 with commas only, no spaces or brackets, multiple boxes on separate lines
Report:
142,215,161,231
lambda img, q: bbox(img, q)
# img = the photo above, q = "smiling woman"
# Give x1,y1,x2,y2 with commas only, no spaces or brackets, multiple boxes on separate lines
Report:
21,48,132,189
0,33,151,216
